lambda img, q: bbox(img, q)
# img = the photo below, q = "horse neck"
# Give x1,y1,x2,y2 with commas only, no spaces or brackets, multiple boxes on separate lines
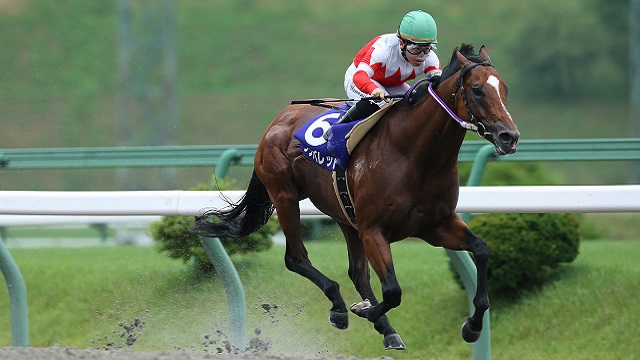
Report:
389,80,467,167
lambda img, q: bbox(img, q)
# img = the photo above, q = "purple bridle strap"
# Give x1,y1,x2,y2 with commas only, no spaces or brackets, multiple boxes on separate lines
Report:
427,82,478,131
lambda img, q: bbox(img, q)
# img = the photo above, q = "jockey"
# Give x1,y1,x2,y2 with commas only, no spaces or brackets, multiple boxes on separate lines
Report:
325,10,442,139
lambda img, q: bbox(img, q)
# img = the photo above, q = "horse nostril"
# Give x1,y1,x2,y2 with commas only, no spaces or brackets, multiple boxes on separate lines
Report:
498,132,515,148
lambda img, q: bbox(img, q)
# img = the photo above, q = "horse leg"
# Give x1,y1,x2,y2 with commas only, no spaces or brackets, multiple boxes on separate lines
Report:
459,228,490,343
340,224,405,350
274,194,349,329
426,217,490,343
348,229,401,325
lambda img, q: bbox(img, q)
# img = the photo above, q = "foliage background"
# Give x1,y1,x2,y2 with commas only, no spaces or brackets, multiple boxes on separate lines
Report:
464,213,581,294
0,0,633,190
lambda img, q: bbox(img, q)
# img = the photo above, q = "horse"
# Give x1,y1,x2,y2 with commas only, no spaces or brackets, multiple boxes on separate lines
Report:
194,43,519,350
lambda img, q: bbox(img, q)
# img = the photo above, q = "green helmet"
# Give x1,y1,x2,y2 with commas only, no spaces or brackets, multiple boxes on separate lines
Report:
397,10,437,44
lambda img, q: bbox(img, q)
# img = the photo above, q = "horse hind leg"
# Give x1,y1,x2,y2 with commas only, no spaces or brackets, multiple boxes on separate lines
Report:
284,246,349,329
341,224,405,350
274,194,349,329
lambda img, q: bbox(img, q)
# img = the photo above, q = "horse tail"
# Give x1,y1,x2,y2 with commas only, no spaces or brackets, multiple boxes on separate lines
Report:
193,170,275,238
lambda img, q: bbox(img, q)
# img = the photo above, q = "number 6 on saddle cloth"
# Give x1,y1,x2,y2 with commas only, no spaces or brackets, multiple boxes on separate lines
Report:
293,100,397,171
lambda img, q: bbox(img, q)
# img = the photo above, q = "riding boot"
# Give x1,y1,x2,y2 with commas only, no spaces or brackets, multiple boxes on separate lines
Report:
323,100,380,140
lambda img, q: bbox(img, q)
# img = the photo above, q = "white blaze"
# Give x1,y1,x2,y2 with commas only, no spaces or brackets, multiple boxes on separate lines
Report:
487,75,512,120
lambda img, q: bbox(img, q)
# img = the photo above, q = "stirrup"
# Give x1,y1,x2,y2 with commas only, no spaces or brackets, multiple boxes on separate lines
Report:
323,109,351,140
323,128,331,141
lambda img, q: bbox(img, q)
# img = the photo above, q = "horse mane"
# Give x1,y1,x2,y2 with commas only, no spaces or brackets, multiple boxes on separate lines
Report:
439,43,484,83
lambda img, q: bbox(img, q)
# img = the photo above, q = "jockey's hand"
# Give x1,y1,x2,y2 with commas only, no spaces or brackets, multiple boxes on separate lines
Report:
371,88,386,101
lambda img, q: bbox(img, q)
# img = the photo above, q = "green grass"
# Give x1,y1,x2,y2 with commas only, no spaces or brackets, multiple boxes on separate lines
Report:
581,213,640,240
0,240,638,359
5,227,117,239
490,240,640,360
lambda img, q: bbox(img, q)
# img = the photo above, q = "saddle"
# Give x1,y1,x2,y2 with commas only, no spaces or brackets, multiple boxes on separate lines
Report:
293,101,399,228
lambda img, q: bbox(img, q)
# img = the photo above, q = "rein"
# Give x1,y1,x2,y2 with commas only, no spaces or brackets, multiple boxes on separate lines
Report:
426,82,478,131
291,94,405,111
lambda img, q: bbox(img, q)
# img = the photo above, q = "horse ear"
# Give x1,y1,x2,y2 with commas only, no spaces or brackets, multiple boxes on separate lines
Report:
479,45,492,65
456,50,472,69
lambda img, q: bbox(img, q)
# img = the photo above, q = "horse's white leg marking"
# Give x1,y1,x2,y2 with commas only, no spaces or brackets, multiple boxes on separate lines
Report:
487,75,512,121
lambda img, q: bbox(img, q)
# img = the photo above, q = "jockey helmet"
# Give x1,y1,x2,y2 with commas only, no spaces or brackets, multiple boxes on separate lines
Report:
397,10,437,44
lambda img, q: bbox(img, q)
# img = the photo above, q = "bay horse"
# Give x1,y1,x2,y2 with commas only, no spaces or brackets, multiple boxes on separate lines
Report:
194,44,519,350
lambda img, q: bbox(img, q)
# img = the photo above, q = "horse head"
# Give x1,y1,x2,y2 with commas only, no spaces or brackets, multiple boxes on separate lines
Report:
443,44,520,155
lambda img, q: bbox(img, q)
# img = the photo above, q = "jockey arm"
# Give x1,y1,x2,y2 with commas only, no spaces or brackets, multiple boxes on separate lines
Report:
352,63,381,95
352,63,441,100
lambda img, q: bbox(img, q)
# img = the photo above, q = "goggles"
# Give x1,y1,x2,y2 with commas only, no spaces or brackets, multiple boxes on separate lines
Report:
405,42,434,55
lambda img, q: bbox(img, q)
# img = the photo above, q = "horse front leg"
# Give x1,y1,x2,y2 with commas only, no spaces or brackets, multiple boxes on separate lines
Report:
349,229,403,337
459,229,490,343
350,264,401,322
340,224,405,350
420,214,489,343
428,217,490,344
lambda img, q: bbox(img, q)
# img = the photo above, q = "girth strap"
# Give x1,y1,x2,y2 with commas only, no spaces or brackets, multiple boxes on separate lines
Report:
332,167,357,228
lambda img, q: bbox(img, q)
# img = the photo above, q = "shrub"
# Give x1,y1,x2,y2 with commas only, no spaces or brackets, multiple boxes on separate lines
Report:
149,179,279,274
452,213,581,295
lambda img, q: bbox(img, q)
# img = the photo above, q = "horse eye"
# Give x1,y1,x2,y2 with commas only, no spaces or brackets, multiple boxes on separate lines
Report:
472,86,483,97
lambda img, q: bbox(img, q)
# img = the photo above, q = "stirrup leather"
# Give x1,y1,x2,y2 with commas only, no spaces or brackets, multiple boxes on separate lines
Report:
332,167,357,227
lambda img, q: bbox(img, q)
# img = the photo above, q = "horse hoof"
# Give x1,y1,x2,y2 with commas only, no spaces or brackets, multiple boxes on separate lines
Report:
350,299,371,318
329,310,349,329
461,318,481,343
383,333,406,350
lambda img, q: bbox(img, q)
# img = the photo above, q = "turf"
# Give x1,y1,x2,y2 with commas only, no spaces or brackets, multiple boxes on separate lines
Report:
0,239,638,359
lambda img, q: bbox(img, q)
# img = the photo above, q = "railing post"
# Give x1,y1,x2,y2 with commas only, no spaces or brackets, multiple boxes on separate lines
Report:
446,143,496,360
199,236,246,353
0,239,29,347
215,149,241,180
466,144,497,187
90,223,109,243
201,147,247,352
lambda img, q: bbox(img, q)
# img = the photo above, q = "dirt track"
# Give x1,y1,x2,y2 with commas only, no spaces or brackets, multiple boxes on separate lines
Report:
0,347,395,360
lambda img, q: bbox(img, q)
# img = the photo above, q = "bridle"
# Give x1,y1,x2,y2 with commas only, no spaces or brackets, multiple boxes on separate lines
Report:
452,62,494,137
415,61,495,139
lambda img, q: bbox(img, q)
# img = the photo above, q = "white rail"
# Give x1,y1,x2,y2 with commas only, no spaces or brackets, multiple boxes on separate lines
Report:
0,185,639,218
0,215,161,227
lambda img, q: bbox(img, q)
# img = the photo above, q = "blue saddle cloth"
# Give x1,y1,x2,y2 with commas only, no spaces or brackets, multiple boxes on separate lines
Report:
293,105,363,171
